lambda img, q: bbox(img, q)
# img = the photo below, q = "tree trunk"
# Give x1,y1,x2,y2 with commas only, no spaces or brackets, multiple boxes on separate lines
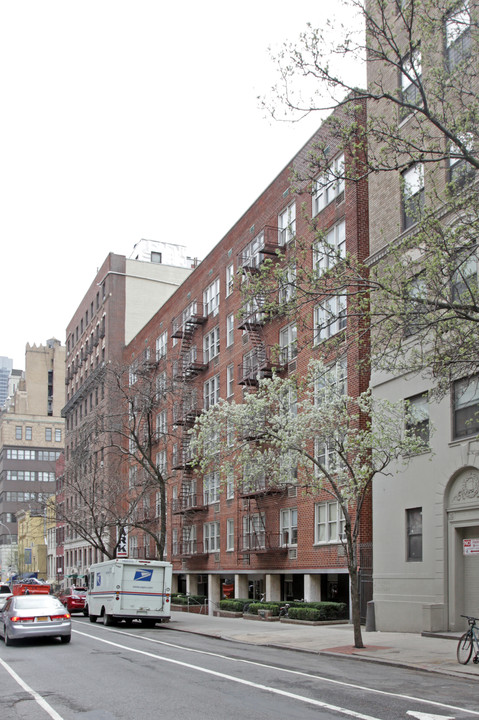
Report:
348,563,364,648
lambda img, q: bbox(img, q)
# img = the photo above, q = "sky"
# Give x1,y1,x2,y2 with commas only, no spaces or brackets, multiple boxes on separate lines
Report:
0,1,364,369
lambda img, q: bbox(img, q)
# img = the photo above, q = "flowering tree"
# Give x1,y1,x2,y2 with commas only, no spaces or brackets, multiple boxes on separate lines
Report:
191,362,426,648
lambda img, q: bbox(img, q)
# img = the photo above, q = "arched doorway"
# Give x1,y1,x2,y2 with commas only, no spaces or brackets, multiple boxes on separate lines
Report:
446,468,479,630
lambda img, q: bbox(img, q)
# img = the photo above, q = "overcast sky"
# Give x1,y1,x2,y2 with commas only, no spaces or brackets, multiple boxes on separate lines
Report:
0,1,364,369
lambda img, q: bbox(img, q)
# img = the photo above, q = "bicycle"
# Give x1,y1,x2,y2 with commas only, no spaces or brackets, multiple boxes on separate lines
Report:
457,615,479,664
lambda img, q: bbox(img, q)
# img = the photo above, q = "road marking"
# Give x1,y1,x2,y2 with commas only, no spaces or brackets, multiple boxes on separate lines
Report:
73,622,479,718
74,628,381,719
407,713,455,719
0,656,65,720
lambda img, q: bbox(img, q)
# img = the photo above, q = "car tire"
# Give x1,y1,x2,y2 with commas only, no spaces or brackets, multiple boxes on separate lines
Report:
104,613,114,626
60,635,71,644
4,625,12,646
89,614,98,623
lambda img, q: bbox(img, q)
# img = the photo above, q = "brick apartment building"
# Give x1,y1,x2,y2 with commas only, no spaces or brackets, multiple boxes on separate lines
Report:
61,244,194,586
124,100,371,613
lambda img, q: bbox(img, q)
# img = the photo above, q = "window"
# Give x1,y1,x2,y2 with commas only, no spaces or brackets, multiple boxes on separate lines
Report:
203,472,220,504
15,426,22,440
227,364,235,398
55,429,62,442
279,323,297,363
404,272,427,337
405,393,429,445
279,264,296,304
45,428,52,442
242,513,265,550
226,518,235,551
446,2,471,71
204,326,220,362
314,295,347,343
157,371,167,398
156,410,167,438
314,358,348,403
452,252,477,303
204,522,220,552
204,278,220,316
226,264,234,296
129,466,137,489
156,331,168,361
401,163,424,229
129,361,138,386
25,427,32,441
400,48,422,114
314,437,337,473
226,472,235,500
313,220,346,276
314,501,345,544
280,508,298,546
151,251,162,263
312,153,345,215
278,203,296,246
448,133,475,186
226,313,235,347
204,375,220,409
453,375,479,438
156,450,167,476
406,507,423,561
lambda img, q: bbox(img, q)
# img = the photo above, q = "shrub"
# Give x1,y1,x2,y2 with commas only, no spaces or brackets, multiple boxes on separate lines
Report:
246,602,280,616
287,602,347,621
219,599,247,612
171,594,207,606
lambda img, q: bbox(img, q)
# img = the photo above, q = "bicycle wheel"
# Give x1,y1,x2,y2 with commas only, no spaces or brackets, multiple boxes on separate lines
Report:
457,632,473,664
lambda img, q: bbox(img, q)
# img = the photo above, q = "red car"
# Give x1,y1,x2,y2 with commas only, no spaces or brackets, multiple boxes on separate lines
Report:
58,586,87,615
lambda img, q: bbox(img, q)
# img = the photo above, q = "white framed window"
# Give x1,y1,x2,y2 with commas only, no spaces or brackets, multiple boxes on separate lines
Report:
449,133,475,185
314,501,345,544
203,471,220,504
55,429,62,442
156,331,168,360
156,449,167,476
226,518,235,551
240,231,266,270
45,428,52,442
401,163,424,229
279,264,296,304
226,263,234,296
227,364,235,398
314,358,347,403
15,426,22,440
226,313,235,347
25,427,32,440
182,524,197,555
129,466,137,489
312,153,345,216
278,203,296,246
157,371,167,398
226,472,235,500
280,508,298,546
446,2,471,71
314,437,336,473
406,507,423,561
204,374,220,409
204,326,220,362
279,323,297,363
204,278,220,316
313,220,346,276
156,409,167,438
314,295,347,343
204,521,220,552
400,48,422,110
172,528,178,556
453,375,479,438
242,513,265,550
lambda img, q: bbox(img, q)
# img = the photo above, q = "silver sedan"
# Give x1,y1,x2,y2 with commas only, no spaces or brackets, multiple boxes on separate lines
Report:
0,594,71,645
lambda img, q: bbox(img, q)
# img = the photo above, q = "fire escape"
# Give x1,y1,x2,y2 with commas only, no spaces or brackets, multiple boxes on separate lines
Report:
236,225,289,564
171,301,208,564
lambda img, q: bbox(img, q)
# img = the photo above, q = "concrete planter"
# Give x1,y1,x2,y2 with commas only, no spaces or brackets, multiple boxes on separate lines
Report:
280,617,349,626
171,603,208,614
243,612,280,622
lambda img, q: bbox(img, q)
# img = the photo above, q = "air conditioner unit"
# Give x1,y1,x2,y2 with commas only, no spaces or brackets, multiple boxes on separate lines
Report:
288,360,297,374
288,548,297,560
288,486,297,498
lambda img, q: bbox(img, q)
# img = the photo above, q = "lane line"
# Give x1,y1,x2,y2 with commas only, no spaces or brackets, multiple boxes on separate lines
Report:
73,628,381,720
73,623,479,718
0,656,65,720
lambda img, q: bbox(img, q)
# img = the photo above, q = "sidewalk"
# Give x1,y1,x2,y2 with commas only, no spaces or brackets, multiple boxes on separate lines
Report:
166,610,478,679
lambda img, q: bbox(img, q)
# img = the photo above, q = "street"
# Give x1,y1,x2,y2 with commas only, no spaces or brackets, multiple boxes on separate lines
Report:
1,617,479,720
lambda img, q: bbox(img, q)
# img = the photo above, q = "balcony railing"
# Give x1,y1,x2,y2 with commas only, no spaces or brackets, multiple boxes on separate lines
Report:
174,350,208,380
172,494,207,514
239,532,286,554
237,226,281,272
174,540,207,557
172,302,207,338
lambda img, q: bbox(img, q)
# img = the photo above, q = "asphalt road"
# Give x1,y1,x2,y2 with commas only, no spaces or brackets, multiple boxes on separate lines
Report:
1,616,479,720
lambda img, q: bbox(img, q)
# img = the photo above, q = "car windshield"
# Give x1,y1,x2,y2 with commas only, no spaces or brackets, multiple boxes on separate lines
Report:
14,596,64,610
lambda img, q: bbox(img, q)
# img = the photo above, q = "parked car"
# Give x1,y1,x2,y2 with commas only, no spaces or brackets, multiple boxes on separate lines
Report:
0,585,12,610
0,594,71,645
58,587,87,615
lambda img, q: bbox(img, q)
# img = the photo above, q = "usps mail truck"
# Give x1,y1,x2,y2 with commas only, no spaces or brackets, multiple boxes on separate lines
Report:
87,559,172,626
